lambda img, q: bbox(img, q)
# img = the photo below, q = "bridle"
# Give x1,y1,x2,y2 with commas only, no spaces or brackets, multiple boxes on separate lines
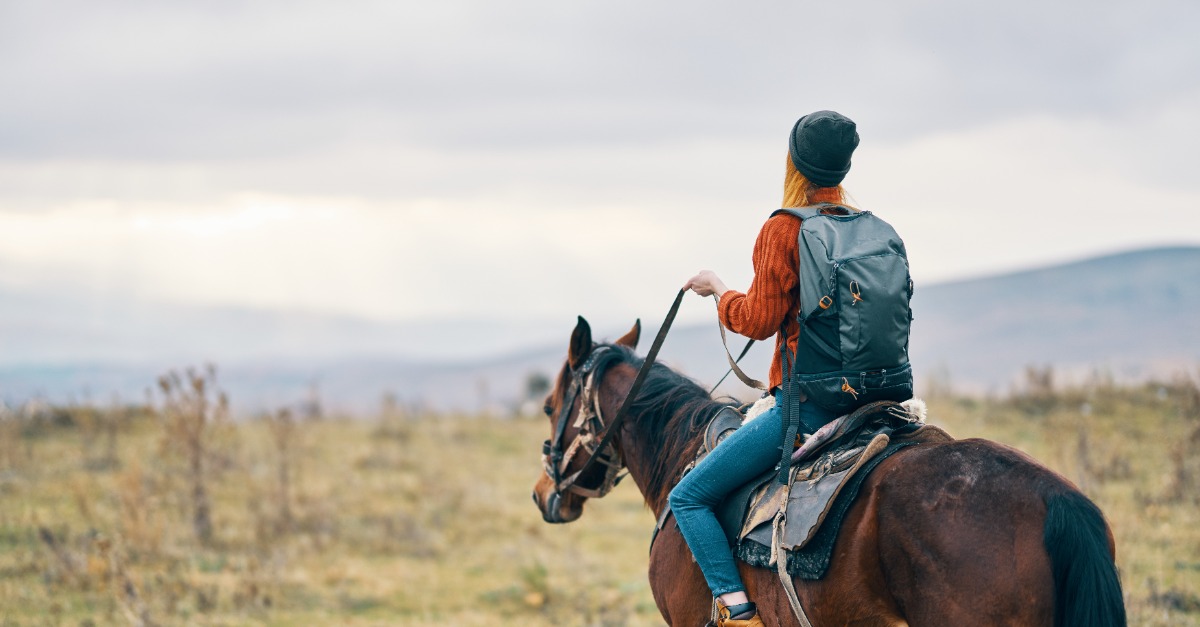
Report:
541,345,627,500
539,288,687,512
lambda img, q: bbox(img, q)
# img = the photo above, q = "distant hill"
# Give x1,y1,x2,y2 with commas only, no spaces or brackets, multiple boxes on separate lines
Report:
908,246,1200,390
0,284,554,365
2,247,1197,413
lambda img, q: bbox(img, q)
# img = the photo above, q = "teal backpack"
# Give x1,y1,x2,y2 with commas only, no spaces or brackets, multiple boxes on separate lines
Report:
772,203,914,415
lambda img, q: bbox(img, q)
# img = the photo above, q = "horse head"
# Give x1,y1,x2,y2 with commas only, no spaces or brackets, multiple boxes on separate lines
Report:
531,316,640,523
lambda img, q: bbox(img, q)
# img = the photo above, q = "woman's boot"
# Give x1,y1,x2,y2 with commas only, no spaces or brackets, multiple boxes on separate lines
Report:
717,601,764,627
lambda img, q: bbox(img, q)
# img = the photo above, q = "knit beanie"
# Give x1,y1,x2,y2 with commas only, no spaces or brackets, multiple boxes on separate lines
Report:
788,110,859,187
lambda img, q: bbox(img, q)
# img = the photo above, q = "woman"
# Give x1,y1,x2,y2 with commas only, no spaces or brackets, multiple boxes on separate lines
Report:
673,110,861,627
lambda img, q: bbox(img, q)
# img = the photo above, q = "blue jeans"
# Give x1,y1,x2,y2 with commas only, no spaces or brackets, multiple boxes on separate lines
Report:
667,393,836,597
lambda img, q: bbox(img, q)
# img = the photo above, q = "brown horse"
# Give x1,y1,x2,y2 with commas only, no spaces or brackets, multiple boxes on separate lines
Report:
531,317,1126,626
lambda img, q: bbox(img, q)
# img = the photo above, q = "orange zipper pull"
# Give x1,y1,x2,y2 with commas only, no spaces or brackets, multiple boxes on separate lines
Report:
841,377,859,399
849,281,863,305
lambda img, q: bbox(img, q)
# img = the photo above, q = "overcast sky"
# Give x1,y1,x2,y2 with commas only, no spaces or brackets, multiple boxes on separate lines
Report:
2,0,1198,353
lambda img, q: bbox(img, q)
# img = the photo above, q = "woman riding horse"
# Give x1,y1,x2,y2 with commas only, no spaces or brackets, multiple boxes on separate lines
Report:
533,322,1125,625
532,111,1125,627
678,110,885,626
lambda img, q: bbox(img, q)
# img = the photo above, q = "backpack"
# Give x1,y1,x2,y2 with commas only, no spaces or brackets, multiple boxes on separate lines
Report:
772,203,914,415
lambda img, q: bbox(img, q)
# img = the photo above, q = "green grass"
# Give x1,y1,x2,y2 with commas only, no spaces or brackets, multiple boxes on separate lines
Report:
0,379,1197,625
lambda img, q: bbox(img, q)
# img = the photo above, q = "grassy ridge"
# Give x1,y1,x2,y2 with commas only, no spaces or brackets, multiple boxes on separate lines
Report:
0,373,1198,625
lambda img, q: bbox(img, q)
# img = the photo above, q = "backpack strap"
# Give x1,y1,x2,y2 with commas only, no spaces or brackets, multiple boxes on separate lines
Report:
778,340,804,484
771,202,857,221
771,206,825,221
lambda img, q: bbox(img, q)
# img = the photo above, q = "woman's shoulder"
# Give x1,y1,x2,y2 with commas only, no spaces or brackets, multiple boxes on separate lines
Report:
748,212,802,253
760,211,803,236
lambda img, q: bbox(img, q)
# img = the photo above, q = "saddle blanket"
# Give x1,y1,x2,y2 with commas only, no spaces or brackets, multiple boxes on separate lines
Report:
738,434,930,579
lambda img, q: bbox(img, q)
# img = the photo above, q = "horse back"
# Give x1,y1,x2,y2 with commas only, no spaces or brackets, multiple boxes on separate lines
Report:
868,438,1097,626
651,437,1122,626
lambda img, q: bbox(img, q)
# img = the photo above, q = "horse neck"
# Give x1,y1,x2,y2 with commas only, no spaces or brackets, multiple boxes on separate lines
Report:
598,362,727,517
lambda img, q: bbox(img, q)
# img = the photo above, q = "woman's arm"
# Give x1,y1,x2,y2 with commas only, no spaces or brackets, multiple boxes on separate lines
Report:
687,216,799,341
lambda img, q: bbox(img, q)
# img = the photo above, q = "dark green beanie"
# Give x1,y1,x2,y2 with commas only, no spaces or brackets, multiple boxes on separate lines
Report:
788,110,859,187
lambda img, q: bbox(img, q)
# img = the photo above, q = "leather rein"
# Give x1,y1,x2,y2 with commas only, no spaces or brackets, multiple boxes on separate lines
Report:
542,288,686,501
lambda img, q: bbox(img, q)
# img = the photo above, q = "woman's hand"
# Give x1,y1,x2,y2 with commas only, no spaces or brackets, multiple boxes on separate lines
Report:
684,270,729,298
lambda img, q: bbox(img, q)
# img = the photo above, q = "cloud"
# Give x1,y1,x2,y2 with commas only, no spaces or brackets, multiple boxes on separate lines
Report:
0,0,1197,344
3,109,1198,330
3,0,1196,165
0,192,693,322
854,112,1200,281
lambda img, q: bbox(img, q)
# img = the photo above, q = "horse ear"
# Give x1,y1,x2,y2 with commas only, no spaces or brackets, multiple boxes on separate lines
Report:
615,319,640,349
568,316,593,369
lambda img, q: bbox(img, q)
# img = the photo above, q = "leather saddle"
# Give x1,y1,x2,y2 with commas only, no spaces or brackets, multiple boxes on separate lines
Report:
650,400,950,557
675,401,936,544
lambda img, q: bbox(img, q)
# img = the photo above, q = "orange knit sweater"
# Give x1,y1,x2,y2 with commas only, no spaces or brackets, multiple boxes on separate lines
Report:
717,214,801,392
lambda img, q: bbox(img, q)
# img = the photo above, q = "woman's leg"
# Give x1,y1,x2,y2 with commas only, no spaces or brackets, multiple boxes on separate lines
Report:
667,402,784,598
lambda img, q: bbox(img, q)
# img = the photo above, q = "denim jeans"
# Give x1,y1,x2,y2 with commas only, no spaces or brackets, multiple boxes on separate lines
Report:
667,393,836,597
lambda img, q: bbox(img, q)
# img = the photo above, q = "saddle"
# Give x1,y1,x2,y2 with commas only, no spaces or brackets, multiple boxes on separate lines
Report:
654,399,953,580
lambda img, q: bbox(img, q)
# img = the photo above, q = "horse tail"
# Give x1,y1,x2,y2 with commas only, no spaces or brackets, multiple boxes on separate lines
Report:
1042,490,1126,627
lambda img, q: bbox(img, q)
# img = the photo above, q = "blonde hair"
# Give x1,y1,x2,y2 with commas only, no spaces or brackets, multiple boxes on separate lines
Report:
782,154,849,208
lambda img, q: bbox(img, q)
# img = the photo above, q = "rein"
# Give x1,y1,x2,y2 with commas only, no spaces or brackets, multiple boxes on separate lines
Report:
544,288,687,500
710,294,767,394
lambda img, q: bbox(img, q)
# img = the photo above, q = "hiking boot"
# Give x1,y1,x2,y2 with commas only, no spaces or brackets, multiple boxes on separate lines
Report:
716,601,764,627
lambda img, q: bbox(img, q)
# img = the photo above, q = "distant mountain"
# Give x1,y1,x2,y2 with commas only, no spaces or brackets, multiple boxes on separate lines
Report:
0,284,559,365
908,246,1200,390
2,247,1197,413
0,283,565,412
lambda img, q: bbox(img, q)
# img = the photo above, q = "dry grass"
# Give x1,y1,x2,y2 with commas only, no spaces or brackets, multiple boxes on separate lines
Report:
0,370,1197,625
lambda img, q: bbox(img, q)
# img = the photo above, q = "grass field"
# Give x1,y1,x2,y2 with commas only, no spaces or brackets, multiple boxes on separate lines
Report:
1,369,1198,626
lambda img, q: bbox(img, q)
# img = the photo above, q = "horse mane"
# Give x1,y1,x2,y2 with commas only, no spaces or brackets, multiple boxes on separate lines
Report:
591,344,739,510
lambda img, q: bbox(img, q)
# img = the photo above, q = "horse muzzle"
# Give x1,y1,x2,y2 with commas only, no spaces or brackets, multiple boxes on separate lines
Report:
532,482,581,524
